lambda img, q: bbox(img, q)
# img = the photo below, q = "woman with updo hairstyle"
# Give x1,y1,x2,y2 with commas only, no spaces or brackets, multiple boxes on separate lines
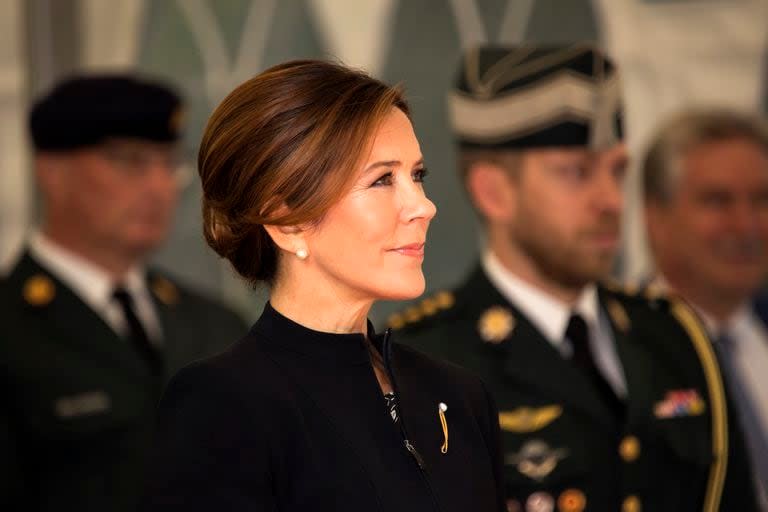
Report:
142,60,505,512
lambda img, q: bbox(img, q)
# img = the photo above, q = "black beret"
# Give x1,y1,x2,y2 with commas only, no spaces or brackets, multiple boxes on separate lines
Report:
449,44,623,151
29,74,184,151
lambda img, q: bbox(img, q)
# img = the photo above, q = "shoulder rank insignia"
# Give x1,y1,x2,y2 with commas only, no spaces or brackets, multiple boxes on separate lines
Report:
151,276,179,306
23,274,55,306
499,405,562,433
605,298,631,333
478,306,515,343
387,290,456,329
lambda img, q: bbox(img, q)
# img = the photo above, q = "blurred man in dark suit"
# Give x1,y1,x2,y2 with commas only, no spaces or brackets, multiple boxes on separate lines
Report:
0,74,247,512
391,45,759,511
644,108,768,508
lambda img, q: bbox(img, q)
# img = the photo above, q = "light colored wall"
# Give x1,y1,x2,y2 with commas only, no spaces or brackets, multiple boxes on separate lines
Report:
3,0,766,326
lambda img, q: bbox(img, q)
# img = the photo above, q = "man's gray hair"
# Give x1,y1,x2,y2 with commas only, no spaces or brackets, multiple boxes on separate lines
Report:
642,108,768,204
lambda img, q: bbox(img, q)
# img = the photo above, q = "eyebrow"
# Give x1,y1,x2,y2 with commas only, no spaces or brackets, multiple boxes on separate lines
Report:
364,158,424,173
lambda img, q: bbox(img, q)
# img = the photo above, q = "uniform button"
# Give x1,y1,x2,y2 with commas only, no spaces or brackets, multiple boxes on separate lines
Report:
622,495,641,512
557,489,586,512
619,435,641,462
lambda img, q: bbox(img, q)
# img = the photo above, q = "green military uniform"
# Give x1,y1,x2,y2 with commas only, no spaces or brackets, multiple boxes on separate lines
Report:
391,266,758,511
0,252,247,511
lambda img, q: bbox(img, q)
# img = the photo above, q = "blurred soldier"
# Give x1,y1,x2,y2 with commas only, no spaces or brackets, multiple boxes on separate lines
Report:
0,75,247,511
644,109,768,508
391,46,758,511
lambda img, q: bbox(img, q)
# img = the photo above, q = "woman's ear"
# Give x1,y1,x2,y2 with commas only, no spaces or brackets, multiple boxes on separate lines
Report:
263,224,309,259
465,161,518,222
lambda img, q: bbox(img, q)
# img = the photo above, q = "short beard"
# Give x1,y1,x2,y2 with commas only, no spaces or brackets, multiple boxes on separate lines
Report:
510,214,618,290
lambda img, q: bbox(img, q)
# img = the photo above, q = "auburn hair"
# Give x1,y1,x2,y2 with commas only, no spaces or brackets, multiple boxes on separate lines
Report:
198,59,409,286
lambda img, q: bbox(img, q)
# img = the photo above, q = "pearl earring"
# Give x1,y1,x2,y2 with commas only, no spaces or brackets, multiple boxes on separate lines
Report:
296,248,308,260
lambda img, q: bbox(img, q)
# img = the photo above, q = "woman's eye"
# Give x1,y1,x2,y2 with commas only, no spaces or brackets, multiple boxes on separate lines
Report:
413,168,429,183
372,172,394,186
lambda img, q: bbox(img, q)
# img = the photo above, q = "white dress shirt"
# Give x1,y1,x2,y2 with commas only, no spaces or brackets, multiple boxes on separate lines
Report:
29,231,163,344
482,250,627,397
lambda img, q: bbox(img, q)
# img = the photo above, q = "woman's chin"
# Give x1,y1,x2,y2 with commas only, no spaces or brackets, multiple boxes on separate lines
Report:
376,275,426,302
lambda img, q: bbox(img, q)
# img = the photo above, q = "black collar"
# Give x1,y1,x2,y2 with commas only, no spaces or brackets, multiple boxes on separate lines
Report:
252,302,382,366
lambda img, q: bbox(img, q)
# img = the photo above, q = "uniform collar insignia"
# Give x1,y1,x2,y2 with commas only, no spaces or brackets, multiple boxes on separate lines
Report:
23,274,56,306
151,276,179,306
478,305,515,344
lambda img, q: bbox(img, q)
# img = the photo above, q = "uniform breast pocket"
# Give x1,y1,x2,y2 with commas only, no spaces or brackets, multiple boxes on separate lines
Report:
652,413,713,469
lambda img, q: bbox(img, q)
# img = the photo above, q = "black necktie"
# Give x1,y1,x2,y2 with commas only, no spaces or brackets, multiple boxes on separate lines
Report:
112,287,164,376
566,314,624,420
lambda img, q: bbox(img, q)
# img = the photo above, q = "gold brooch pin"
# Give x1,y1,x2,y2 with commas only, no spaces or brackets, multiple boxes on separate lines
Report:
438,402,448,454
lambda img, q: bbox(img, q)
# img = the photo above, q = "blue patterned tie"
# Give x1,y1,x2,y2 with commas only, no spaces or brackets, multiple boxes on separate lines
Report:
714,331,768,505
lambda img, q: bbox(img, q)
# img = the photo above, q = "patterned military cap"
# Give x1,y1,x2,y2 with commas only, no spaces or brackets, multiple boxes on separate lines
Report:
448,44,623,150
29,74,184,151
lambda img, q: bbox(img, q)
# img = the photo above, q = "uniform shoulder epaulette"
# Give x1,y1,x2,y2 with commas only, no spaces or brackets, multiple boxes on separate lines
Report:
601,277,671,307
148,273,181,306
387,290,456,330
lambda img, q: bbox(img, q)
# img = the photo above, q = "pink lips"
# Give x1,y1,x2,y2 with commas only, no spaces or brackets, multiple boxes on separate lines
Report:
390,243,425,257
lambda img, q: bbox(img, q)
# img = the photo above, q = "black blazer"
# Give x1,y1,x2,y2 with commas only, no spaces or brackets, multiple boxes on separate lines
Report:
142,302,505,512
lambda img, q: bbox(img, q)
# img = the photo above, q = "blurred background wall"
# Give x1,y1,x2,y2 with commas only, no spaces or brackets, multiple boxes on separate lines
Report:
1,0,767,324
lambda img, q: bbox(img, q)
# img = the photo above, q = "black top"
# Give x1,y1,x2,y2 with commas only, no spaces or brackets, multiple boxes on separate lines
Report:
141,302,505,512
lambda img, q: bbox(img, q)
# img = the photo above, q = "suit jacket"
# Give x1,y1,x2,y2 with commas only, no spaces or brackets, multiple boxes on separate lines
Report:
0,252,247,512
141,302,506,512
392,265,758,512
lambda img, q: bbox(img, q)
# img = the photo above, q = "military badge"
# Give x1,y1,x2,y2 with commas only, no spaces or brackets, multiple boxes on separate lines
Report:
557,489,586,512
499,405,562,433
54,391,111,419
654,389,706,419
525,491,554,512
23,274,56,306
168,106,186,135
478,306,515,344
505,439,568,481
151,276,179,306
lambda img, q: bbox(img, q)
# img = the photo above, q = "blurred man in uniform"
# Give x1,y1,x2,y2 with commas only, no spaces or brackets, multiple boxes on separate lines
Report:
0,75,247,512
391,46,758,511
643,108,768,508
